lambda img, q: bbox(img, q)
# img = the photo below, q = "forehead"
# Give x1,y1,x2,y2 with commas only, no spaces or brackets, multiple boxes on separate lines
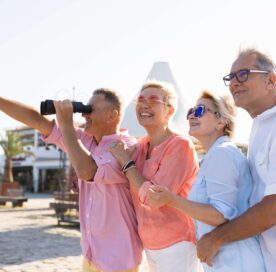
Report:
140,87,164,97
196,98,214,108
88,94,112,111
88,93,106,104
231,54,258,72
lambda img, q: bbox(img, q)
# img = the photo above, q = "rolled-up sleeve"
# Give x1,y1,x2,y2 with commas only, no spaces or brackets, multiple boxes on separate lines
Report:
204,149,239,220
42,120,88,152
42,121,65,150
92,139,139,185
139,182,152,204
92,152,127,184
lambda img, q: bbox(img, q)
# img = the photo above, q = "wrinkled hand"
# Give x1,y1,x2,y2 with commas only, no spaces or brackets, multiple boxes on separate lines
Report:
109,140,135,166
196,231,221,267
146,185,173,209
54,100,74,127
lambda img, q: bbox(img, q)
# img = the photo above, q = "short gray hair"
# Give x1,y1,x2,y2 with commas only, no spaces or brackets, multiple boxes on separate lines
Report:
238,48,276,72
93,88,124,116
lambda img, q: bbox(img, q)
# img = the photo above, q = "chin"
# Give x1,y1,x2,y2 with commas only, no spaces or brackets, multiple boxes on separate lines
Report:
138,119,150,127
188,130,197,137
233,99,246,109
233,94,247,107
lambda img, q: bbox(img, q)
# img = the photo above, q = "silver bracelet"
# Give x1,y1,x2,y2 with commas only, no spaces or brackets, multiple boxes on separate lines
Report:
123,164,136,174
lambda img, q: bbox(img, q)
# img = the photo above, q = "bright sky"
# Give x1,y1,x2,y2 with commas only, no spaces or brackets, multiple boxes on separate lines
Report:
1,0,276,146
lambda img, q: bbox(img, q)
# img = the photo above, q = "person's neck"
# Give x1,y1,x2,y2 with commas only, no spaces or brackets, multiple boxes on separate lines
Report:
198,133,224,152
248,100,276,118
146,127,173,153
94,126,119,145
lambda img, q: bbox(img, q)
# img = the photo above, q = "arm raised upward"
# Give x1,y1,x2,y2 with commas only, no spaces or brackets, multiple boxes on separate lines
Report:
0,96,54,136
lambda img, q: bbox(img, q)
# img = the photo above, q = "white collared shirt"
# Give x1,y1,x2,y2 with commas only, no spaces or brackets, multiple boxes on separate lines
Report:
248,105,276,272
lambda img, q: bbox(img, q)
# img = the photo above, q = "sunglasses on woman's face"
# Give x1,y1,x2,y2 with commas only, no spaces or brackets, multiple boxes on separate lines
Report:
186,104,219,120
134,95,170,106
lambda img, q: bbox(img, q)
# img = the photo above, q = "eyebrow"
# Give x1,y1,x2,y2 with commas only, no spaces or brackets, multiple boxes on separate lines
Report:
139,94,160,97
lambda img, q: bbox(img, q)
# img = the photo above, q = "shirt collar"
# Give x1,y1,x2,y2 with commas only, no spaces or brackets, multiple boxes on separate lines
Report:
255,105,276,122
140,133,176,150
100,129,129,144
206,135,230,155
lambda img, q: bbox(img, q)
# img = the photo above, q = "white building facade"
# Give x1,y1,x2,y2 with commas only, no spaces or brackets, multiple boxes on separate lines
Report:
0,126,70,193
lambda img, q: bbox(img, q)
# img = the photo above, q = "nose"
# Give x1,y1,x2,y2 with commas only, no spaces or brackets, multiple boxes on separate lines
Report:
189,114,197,120
229,74,241,87
187,111,196,120
229,77,241,94
188,116,197,128
138,101,150,109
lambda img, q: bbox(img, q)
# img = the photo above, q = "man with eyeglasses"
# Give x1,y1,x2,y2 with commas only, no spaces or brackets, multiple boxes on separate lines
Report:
196,48,276,272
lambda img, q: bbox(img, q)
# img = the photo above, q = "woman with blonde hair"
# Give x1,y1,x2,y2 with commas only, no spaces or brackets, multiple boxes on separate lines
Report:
109,80,202,271
147,90,265,271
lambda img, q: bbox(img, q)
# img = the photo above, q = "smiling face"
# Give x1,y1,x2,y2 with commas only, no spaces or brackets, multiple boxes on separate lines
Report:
229,54,273,117
135,87,173,131
188,98,222,141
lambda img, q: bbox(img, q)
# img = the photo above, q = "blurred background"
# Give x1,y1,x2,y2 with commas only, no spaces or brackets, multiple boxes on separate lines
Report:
1,0,276,192
1,0,276,140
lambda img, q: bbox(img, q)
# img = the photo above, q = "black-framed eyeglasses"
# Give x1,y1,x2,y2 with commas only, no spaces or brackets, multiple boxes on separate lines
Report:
223,69,269,86
186,104,219,120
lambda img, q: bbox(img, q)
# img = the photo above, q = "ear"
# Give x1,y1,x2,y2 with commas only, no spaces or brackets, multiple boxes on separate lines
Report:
167,106,175,118
216,118,227,132
107,108,119,123
266,72,276,91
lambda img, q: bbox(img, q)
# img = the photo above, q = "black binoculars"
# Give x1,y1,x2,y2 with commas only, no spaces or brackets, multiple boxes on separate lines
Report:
40,100,92,115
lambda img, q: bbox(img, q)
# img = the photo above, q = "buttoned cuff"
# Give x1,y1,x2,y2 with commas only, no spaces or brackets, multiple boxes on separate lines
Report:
138,181,153,204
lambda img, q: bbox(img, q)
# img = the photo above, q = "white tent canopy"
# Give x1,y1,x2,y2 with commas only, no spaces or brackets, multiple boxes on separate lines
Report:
121,61,192,137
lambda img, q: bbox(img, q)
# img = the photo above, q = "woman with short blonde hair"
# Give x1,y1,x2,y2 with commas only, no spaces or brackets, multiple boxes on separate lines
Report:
110,80,202,271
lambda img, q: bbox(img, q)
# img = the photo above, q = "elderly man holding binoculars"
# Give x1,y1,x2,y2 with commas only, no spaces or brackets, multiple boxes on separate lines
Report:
0,89,143,272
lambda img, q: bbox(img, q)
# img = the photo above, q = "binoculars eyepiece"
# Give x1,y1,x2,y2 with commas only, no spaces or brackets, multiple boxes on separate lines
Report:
40,100,92,115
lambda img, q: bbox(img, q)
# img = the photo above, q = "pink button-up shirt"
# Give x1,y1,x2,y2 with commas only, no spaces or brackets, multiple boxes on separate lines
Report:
134,134,198,250
43,122,142,271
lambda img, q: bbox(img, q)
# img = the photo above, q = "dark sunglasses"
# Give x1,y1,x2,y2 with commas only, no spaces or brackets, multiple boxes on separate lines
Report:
186,104,219,120
223,69,269,86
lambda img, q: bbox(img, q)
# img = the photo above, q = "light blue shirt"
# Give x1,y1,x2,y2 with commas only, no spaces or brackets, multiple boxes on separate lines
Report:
189,136,265,272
